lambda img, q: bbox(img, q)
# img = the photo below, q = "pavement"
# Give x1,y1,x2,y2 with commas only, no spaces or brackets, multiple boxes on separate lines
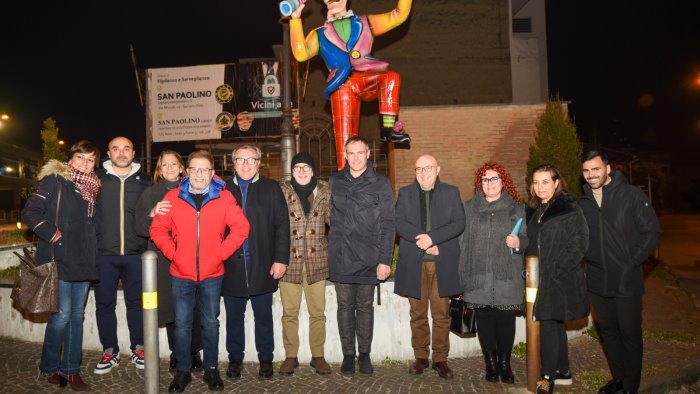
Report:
1,214,700,393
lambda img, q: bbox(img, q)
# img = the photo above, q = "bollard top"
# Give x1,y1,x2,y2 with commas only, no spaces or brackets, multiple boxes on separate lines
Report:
142,250,158,260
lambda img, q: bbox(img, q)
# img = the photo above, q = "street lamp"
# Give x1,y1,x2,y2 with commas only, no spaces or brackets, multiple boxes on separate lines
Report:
0,113,9,128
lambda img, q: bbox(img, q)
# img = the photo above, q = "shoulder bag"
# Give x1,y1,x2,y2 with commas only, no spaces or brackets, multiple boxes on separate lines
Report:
11,183,61,314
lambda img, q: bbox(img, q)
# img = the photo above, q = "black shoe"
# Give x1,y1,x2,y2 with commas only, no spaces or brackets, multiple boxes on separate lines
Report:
169,353,177,373
380,129,412,144
259,360,274,380
168,371,192,393
358,352,373,375
598,379,624,394
483,351,499,382
555,370,572,385
340,355,355,375
498,353,514,384
203,368,224,391
191,352,203,372
226,360,242,379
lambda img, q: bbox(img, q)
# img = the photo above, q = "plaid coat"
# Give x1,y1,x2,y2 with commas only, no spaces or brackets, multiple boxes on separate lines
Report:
280,179,331,284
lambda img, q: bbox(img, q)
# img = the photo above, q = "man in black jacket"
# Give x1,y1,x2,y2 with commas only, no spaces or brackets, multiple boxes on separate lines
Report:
222,144,290,380
394,154,464,379
93,136,152,374
328,136,395,375
580,150,661,394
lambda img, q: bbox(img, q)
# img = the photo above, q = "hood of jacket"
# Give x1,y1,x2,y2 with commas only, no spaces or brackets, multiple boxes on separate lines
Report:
37,160,71,181
102,160,142,178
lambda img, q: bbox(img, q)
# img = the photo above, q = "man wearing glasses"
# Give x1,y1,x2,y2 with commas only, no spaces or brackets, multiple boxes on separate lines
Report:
394,154,465,379
328,136,395,375
150,150,250,392
278,152,333,375
222,145,290,380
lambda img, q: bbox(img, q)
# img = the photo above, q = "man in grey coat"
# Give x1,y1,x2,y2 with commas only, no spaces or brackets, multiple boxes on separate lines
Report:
394,154,465,379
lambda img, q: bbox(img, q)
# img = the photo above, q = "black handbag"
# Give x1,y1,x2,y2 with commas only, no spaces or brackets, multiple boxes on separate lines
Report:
449,294,477,337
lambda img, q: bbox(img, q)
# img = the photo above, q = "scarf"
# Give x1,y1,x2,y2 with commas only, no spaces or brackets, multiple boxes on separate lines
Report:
463,192,515,291
69,164,100,218
291,176,317,215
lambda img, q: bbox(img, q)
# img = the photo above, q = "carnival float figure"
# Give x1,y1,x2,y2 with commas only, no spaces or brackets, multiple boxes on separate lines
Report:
288,0,412,170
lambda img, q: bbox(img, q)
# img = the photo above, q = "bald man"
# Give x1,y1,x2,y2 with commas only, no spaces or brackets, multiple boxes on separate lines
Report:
93,136,152,374
394,154,465,379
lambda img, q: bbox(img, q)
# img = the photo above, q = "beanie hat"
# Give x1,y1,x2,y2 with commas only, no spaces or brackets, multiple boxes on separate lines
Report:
291,152,315,171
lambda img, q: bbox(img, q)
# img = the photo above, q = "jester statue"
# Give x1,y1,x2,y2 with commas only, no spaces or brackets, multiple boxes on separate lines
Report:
289,0,412,170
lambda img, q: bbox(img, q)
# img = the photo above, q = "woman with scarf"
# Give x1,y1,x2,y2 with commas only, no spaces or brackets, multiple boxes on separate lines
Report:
134,150,204,372
21,140,101,391
278,152,333,375
458,162,528,384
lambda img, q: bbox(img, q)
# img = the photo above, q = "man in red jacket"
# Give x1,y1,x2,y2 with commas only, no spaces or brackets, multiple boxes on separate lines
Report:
151,150,249,392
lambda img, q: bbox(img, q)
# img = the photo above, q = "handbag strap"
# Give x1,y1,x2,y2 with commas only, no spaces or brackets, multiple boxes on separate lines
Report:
50,182,62,261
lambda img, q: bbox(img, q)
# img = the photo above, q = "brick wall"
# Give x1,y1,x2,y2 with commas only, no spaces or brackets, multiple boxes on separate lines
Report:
391,103,546,201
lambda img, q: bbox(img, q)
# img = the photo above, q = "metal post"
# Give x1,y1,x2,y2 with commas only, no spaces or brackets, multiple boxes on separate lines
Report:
279,21,296,181
525,255,541,392
142,250,159,394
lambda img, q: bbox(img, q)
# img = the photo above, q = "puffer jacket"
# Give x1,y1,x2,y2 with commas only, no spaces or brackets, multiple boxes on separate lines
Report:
21,160,99,281
526,194,589,321
580,172,661,297
328,163,395,285
150,176,249,282
280,180,332,285
95,161,151,255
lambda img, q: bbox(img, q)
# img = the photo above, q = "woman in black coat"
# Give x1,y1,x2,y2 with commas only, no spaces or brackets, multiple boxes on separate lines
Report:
21,141,101,391
525,164,588,394
134,150,202,372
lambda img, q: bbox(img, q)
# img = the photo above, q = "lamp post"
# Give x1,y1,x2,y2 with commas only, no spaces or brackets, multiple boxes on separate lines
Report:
278,18,296,181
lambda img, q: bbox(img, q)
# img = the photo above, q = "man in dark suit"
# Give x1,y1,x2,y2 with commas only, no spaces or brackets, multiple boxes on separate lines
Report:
394,154,465,379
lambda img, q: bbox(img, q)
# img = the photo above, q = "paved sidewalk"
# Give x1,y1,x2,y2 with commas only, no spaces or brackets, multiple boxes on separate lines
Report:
1,262,699,393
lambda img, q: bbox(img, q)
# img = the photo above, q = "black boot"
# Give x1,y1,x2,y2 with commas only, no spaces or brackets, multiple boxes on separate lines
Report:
499,353,514,383
380,123,411,144
483,351,499,382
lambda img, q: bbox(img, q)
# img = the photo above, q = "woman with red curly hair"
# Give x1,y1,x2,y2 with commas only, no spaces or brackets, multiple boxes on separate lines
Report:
458,162,528,384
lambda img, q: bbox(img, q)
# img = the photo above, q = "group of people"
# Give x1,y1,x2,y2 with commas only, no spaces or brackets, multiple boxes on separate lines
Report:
21,134,660,394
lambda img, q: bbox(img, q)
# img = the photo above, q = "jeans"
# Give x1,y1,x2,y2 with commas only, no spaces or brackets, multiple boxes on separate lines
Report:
40,280,90,375
171,276,223,371
94,254,143,353
224,292,274,362
335,282,376,355
540,320,569,377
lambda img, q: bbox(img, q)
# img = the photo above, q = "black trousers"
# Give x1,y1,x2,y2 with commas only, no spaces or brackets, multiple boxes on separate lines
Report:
590,292,643,393
540,320,569,377
475,307,516,354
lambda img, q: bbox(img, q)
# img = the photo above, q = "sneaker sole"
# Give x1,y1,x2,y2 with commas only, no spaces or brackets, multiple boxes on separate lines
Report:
93,364,118,375
132,361,145,370
555,378,573,385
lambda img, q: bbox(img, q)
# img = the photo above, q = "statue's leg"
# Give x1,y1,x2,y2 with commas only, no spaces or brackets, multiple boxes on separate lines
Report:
378,71,410,144
330,82,361,170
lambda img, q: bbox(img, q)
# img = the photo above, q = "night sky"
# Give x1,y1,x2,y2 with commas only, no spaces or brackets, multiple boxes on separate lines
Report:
2,1,699,165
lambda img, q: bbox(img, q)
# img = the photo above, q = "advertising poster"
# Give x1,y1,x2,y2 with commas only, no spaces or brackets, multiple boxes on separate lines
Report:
147,60,297,143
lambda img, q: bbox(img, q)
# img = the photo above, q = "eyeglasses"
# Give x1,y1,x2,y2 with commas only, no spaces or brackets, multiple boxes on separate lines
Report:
234,157,260,165
481,176,501,184
188,167,212,175
293,165,312,173
415,165,435,174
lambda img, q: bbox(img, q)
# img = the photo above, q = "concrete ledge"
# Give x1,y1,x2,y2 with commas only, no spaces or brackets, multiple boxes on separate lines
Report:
0,282,589,362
